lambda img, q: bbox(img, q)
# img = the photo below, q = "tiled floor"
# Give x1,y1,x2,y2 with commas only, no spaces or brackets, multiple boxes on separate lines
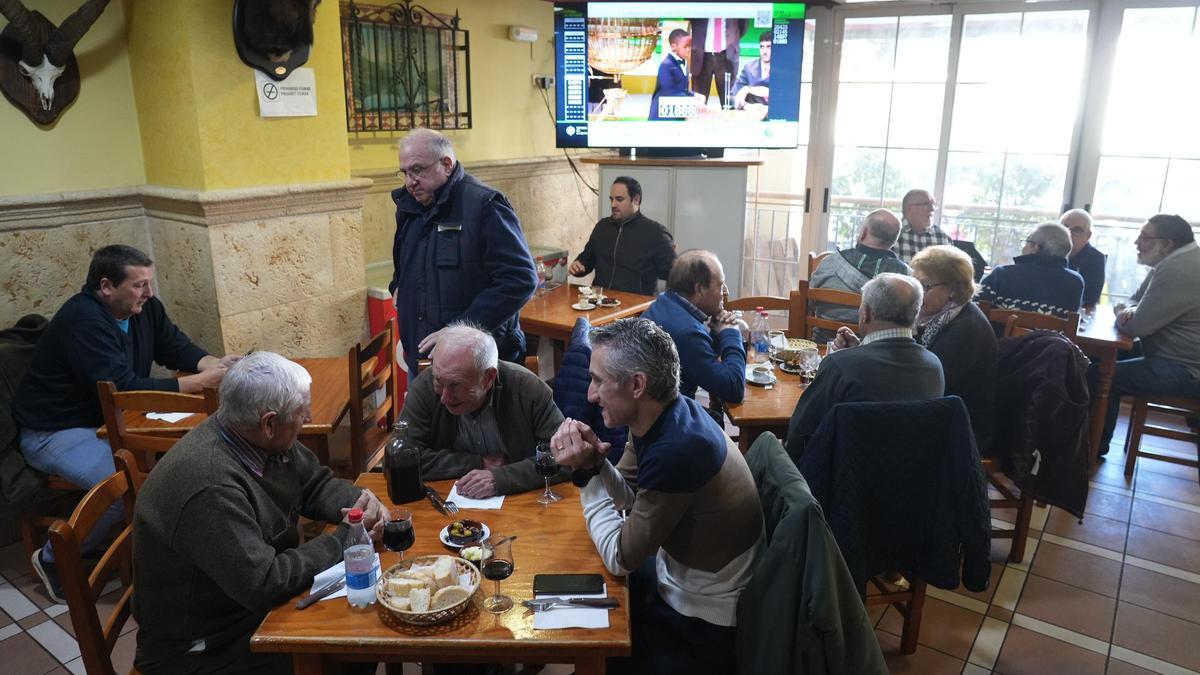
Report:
0,411,1196,675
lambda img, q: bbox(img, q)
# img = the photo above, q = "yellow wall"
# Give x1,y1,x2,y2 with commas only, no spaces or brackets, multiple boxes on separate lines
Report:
348,0,558,172
127,0,351,190
0,0,145,197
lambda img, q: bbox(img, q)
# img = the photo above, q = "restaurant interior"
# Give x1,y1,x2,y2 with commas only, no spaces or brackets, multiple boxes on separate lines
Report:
1,1,1199,674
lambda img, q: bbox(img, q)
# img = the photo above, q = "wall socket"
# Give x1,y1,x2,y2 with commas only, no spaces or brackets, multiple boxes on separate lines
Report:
533,75,555,89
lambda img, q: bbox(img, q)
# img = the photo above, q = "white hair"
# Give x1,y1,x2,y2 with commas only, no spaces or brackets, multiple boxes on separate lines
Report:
434,321,498,373
400,128,456,162
1029,222,1073,258
218,352,312,430
1060,208,1093,232
862,272,923,327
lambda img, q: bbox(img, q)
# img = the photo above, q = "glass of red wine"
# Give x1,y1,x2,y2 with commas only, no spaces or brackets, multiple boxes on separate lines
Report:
535,443,562,505
480,535,514,613
383,509,415,560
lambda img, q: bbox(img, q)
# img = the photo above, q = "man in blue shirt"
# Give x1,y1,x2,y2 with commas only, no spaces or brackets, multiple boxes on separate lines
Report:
391,129,538,374
14,244,236,602
642,250,746,411
1061,208,1106,310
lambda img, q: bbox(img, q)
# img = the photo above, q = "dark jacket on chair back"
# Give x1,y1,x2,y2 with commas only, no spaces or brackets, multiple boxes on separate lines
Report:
799,397,992,595
738,433,887,675
994,330,1091,519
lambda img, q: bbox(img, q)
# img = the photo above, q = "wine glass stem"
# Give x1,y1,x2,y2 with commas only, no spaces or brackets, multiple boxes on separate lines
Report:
494,580,501,600
544,477,551,498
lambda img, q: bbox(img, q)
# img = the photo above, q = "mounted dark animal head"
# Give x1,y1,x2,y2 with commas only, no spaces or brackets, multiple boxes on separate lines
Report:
234,0,321,81
0,0,110,124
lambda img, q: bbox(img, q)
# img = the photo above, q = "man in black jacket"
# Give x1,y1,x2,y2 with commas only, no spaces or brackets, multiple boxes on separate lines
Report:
14,244,237,602
787,273,945,458
569,176,676,295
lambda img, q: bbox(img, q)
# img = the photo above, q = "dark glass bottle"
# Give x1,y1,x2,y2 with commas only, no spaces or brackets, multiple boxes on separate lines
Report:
384,421,424,504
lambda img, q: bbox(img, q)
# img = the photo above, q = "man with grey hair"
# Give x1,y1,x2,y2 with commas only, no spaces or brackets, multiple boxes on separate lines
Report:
391,128,538,374
1062,208,1106,309
400,321,565,498
979,222,1084,319
811,208,912,325
132,352,387,674
550,317,762,675
894,188,953,262
786,273,945,458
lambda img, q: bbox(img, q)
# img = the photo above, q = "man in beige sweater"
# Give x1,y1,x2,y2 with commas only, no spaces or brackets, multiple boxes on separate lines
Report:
551,318,763,675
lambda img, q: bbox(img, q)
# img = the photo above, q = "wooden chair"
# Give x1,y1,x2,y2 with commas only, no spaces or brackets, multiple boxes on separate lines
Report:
868,576,928,655
988,307,1079,340
793,279,861,342
48,449,139,675
980,456,1034,563
808,250,833,279
725,295,790,313
1123,395,1200,480
328,318,400,477
97,381,220,478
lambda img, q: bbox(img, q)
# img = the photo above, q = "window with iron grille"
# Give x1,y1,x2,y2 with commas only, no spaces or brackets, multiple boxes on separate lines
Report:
340,0,471,132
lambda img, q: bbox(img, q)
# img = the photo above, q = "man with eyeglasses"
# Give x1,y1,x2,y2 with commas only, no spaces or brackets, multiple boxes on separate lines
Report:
978,222,1084,320
1061,208,1107,310
1092,213,1200,456
894,188,953,263
390,129,538,375
642,250,746,416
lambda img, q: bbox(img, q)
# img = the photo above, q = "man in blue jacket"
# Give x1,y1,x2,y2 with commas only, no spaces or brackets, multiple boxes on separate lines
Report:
642,250,746,411
649,29,706,120
14,244,236,602
979,222,1084,319
391,129,538,374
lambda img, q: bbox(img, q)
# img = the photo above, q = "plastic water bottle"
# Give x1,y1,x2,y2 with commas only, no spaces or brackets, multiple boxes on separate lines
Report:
344,508,378,607
750,310,771,364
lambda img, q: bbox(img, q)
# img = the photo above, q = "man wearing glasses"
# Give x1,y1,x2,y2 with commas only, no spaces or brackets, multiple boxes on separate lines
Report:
1093,214,1200,456
390,129,538,375
894,188,953,263
978,222,1084,320
1061,208,1107,310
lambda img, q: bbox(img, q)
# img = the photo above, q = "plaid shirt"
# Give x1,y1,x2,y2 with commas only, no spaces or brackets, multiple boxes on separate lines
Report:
894,225,953,263
215,417,289,478
861,327,914,345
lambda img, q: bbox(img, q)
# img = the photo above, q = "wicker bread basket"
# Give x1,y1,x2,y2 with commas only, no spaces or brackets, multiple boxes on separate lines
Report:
376,555,481,626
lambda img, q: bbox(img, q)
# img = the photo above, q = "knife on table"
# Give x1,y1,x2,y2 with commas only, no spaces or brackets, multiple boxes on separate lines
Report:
296,577,345,609
425,485,449,516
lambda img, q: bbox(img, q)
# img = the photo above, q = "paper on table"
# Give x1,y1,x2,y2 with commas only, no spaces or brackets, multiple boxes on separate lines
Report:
447,485,505,510
308,553,380,603
146,412,194,423
533,585,610,630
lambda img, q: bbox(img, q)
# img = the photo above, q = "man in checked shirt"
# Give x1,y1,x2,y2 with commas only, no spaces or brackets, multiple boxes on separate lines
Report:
894,188,953,263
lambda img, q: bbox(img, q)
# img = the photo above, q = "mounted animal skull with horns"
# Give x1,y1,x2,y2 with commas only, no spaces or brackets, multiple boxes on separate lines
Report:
0,0,111,124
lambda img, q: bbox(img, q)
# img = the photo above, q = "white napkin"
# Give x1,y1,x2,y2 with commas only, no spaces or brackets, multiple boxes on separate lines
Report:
146,412,194,423
447,485,505,510
308,553,380,603
533,584,611,630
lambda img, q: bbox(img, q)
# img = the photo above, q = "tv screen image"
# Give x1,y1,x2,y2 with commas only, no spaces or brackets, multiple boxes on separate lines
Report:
554,2,806,150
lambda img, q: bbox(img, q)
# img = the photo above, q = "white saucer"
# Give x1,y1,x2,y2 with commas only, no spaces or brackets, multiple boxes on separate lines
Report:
747,373,777,386
438,523,491,549
572,302,596,311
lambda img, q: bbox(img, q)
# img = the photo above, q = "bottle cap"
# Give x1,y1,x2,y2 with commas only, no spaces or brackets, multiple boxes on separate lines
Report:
347,508,364,524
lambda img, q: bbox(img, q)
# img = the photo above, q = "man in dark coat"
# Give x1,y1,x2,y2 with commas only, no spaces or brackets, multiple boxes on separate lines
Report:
391,129,538,374
569,176,675,295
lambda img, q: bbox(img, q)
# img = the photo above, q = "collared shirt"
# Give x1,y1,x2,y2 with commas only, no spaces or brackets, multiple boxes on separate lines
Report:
861,327,914,346
215,417,290,478
894,224,953,263
452,391,505,457
670,291,709,323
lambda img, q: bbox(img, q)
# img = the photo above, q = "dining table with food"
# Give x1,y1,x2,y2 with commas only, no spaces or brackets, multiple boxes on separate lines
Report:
249,472,632,675
725,335,821,453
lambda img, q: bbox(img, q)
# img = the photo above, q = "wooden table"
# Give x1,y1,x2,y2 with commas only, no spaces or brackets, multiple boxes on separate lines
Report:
1074,306,1135,464
97,357,350,465
520,284,655,371
724,367,808,453
250,476,632,674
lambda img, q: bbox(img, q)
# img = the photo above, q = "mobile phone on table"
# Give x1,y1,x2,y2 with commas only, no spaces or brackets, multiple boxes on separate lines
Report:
532,573,605,596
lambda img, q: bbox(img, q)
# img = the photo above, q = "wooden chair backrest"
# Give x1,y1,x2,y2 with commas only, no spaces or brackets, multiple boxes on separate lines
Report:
793,280,862,341
47,449,139,675
808,251,833,279
97,381,219,475
988,307,1079,340
348,317,400,474
725,295,790,313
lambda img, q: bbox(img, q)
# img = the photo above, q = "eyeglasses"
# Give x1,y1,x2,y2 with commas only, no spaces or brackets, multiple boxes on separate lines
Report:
396,162,434,181
1024,239,1038,246
920,281,947,293
1135,233,1168,244
908,201,937,209
1067,227,1089,235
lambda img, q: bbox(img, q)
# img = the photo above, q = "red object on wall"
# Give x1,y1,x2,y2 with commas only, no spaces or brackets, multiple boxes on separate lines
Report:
367,288,407,409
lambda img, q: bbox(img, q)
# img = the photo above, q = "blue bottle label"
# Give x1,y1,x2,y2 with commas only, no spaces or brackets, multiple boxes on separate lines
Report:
346,568,377,590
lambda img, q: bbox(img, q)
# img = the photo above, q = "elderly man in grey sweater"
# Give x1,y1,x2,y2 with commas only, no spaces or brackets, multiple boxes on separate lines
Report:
132,352,387,674
1094,213,1200,455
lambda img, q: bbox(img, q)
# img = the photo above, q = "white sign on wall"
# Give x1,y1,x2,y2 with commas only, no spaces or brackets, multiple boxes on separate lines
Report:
255,68,317,118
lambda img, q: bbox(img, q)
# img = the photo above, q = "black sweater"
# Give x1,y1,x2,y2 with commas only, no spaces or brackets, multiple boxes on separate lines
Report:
574,212,676,295
13,289,208,431
925,302,998,454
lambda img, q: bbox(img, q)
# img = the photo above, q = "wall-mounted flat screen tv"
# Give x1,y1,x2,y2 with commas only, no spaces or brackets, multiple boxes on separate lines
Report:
554,2,805,149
